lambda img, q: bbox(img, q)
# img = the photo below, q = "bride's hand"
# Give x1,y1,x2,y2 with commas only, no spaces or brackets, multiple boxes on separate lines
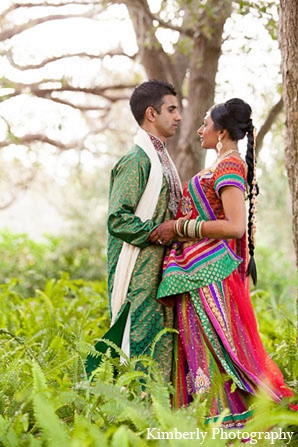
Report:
149,211,192,246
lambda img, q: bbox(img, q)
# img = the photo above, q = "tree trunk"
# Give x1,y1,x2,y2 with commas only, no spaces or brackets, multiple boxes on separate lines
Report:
279,0,298,337
279,0,298,268
125,0,232,183
176,0,232,183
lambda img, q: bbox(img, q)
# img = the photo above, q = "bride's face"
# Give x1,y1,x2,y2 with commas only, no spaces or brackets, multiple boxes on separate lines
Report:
197,112,219,150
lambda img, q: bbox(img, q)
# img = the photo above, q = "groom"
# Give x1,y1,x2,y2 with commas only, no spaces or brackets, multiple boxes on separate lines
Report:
88,79,182,381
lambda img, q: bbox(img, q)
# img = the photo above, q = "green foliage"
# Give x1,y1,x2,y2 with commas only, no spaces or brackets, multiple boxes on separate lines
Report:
250,244,298,386
257,133,294,260
0,236,297,445
0,229,107,297
254,245,297,310
0,272,296,447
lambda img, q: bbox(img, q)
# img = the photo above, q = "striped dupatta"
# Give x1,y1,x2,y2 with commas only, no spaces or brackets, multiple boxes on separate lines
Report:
157,174,242,302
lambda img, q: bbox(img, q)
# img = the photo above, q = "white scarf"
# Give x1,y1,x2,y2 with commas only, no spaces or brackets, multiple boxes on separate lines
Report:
110,128,164,324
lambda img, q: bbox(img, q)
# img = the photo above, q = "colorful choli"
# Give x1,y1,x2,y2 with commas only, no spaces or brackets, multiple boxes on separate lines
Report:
157,156,294,427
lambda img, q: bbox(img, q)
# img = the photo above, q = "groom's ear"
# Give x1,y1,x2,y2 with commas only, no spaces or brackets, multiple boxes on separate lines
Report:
145,107,156,122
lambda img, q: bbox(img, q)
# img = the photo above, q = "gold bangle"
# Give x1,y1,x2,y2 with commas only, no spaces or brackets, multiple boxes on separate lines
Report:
174,220,179,234
196,220,203,239
174,219,179,236
195,220,200,238
183,219,189,236
199,221,204,239
187,219,197,238
175,217,184,238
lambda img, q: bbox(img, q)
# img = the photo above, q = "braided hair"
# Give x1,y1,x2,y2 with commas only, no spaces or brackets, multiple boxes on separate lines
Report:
210,98,259,285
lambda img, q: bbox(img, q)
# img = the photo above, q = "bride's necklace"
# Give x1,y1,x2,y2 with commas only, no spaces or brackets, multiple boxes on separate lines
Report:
216,148,239,163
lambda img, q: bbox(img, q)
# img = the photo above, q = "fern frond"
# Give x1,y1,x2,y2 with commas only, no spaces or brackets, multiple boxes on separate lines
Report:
149,327,178,359
89,380,154,428
111,425,148,447
0,414,19,447
31,361,70,447
116,371,148,389
89,353,115,384
71,413,108,447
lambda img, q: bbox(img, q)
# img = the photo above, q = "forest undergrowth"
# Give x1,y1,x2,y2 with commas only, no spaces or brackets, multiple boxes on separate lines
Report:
0,230,297,446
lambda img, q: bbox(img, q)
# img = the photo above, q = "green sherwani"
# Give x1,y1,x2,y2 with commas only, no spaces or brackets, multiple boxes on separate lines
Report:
107,143,175,379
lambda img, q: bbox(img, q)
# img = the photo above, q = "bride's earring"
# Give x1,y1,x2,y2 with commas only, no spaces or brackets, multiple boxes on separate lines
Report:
216,136,223,151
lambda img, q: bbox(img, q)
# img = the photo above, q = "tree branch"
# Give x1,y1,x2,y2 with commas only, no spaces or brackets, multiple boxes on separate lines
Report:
256,98,284,154
0,8,102,41
108,0,193,36
124,0,179,92
4,48,136,71
0,1,102,18
0,78,137,111
0,133,76,150
0,162,37,209
44,83,134,98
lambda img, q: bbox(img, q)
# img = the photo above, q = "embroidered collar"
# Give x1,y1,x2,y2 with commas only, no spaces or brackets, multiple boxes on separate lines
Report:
148,133,166,151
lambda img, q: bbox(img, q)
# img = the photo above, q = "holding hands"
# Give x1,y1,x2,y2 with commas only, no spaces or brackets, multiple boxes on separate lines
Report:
149,211,193,246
